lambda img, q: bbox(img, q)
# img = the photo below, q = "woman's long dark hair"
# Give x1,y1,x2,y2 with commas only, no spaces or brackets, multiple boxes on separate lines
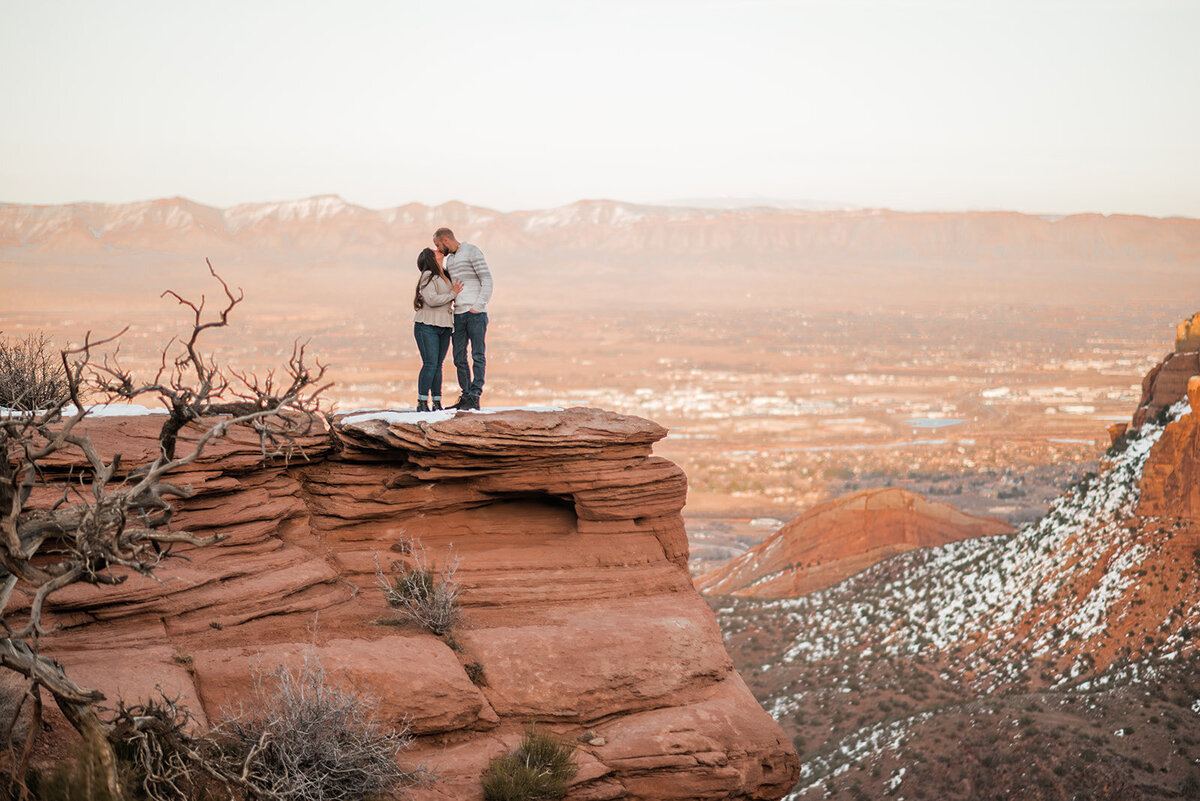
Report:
414,248,442,311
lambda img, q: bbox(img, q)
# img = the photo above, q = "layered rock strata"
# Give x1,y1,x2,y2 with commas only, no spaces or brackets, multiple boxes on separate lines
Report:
1138,376,1200,519
1133,312,1200,519
695,487,1012,598
36,407,799,800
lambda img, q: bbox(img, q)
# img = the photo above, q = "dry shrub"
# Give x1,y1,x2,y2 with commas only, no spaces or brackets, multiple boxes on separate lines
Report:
464,661,488,687
28,665,421,801
215,651,423,801
481,725,578,801
0,331,68,411
375,537,462,636
107,693,214,801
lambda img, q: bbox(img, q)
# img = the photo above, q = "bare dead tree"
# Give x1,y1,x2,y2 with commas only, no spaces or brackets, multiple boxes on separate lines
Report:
91,260,328,462
0,264,329,799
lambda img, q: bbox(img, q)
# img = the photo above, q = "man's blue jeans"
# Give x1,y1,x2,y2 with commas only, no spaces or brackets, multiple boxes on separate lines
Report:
452,311,487,397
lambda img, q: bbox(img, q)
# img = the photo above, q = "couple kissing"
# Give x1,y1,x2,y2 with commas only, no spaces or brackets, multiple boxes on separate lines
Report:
411,227,492,412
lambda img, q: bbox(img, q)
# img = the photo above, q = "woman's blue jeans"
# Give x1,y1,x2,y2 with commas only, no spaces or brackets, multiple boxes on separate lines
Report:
414,322,452,399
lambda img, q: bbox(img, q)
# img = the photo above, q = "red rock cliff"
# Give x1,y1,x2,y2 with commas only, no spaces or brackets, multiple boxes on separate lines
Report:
1133,311,1200,519
1138,376,1200,519
39,408,799,800
1131,314,1200,429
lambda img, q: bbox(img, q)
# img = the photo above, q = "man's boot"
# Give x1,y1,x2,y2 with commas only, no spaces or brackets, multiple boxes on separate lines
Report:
416,399,429,412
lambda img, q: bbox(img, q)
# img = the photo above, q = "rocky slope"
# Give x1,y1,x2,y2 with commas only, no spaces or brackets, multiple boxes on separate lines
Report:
712,316,1200,800
33,407,799,800
694,487,1011,598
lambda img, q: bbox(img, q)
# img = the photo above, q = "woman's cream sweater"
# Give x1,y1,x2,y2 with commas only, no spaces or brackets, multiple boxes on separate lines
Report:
414,273,455,327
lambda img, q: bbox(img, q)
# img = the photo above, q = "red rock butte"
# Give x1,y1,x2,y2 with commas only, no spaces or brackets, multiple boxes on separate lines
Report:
1124,312,1200,520
1132,314,1200,430
695,487,1013,598
35,407,799,800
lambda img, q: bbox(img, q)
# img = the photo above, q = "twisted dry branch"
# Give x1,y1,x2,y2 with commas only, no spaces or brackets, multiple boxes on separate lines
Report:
0,263,330,796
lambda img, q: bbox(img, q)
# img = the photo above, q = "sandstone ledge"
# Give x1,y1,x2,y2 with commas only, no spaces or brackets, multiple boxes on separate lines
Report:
39,406,799,800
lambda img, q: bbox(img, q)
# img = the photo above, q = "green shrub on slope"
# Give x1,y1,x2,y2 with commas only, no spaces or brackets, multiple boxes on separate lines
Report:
482,725,578,801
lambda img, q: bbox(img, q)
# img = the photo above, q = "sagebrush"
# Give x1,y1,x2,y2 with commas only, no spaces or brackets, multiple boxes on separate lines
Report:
215,651,424,801
28,660,422,801
481,725,578,801
0,331,68,410
375,536,462,636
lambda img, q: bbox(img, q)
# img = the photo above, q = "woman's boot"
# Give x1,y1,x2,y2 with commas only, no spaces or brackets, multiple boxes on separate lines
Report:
416,399,430,412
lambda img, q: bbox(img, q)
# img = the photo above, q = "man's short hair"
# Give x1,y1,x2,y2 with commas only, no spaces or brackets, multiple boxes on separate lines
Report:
434,227,455,242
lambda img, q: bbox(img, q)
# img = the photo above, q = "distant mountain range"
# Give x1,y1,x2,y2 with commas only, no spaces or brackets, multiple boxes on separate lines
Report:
3,195,1199,310
659,196,857,211
3,194,1198,261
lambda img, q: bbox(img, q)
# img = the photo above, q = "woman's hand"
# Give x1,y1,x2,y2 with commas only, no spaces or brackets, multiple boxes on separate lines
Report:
452,280,465,294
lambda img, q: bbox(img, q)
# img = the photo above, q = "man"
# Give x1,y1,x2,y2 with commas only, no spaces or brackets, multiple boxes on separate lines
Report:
434,227,492,410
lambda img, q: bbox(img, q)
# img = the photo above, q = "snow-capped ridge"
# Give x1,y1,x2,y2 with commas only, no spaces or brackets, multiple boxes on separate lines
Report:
224,194,367,230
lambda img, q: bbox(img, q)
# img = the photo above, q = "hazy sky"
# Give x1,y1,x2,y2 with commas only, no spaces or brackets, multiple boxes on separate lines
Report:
2,0,1197,216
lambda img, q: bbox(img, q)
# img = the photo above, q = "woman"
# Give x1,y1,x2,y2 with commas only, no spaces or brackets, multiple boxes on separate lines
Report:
413,247,463,411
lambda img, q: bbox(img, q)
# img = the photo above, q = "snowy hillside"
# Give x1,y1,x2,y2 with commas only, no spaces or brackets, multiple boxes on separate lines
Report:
715,397,1200,799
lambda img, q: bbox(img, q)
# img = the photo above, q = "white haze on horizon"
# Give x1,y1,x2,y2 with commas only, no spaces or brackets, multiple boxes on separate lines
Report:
1,0,1198,219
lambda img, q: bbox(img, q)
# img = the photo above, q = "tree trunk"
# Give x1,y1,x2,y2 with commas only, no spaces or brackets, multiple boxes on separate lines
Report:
0,641,122,799
56,698,124,801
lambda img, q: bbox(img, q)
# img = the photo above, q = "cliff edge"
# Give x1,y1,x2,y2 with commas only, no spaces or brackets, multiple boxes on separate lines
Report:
37,406,799,800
